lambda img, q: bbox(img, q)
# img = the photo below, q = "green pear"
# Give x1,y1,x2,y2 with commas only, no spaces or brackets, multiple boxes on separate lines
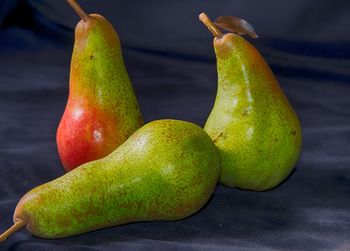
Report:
0,120,220,241
200,13,302,191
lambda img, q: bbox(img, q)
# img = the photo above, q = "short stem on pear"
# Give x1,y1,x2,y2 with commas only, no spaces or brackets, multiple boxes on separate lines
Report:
199,12,223,38
0,219,26,243
67,0,89,22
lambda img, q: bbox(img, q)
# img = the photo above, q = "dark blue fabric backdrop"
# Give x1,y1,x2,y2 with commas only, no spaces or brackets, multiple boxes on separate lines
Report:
0,1,350,250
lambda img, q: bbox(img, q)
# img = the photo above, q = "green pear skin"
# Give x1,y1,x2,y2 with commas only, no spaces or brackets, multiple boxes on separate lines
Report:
1,120,220,240
200,13,302,191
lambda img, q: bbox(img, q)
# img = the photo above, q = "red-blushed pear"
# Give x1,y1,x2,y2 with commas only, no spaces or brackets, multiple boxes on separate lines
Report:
57,0,143,171
200,13,302,191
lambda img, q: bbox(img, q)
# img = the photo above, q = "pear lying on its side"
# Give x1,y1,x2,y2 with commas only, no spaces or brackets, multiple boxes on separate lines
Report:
200,13,302,191
0,120,220,241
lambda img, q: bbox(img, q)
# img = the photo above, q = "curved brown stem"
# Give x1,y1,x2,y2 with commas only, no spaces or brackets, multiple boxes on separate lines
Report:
0,220,26,243
199,12,223,38
67,0,89,22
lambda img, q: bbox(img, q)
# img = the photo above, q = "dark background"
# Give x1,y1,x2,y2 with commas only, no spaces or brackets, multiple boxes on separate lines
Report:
1,0,350,250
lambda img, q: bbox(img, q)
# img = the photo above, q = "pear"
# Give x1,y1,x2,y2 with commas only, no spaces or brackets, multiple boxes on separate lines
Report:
57,0,143,171
0,120,220,241
200,13,302,191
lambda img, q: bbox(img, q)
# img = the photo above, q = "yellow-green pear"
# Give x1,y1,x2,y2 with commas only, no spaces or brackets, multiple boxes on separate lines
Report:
200,13,302,191
0,120,220,241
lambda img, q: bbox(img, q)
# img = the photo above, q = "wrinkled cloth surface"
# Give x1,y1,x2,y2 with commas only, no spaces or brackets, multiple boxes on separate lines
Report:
0,1,350,250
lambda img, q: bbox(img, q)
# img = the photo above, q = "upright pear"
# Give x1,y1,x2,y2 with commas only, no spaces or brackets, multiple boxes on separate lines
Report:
0,120,220,241
57,0,143,171
200,13,302,191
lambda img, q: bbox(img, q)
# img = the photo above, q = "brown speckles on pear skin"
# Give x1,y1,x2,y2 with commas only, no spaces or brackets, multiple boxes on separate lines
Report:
213,132,224,143
57,14,144,171
16,120,221,239
205,32,302,191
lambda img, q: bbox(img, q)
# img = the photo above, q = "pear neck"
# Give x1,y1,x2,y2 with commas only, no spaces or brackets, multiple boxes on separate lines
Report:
215,45,251,92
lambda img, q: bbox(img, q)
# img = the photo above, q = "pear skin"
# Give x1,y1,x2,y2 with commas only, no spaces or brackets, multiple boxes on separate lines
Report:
200,13,302,191
0,120,220,240
57,0,143,171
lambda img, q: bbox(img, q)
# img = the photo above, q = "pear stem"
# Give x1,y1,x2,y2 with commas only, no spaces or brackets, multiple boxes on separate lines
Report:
0,220,26,243
199,12,223,38
67,0,89,22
